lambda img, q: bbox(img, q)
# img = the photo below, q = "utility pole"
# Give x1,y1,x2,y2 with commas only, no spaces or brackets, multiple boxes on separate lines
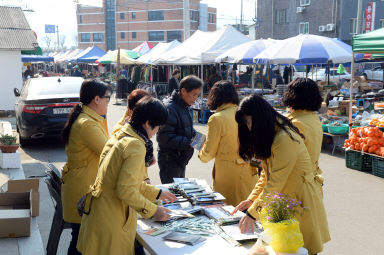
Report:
356,0,363,34
183,0,190,41
56,25,60,50
240,0,243,32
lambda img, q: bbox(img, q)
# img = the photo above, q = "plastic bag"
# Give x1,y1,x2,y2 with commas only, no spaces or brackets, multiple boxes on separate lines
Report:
262,219,304,253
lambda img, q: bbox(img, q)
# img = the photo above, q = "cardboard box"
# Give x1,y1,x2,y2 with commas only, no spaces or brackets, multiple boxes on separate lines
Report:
0,151,21,169
6,179,40,217
0,192,31,238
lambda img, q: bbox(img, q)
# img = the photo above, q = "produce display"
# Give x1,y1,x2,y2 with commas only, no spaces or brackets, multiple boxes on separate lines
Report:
344,127,384,156
369,118,384,128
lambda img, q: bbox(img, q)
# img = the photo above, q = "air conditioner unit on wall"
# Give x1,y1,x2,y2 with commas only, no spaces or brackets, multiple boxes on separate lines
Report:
297,7,304,13
326,24,335,31
319,25,325,32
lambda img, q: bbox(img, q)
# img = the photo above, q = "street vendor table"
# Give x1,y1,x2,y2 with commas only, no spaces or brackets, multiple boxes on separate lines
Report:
323,132,348,155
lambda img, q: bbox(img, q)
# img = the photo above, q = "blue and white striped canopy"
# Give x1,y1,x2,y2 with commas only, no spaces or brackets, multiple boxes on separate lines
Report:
254,34,352,65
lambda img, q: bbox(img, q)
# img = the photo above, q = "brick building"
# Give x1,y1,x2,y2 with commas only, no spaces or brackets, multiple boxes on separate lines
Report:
76,0,217,51
254,0,384,44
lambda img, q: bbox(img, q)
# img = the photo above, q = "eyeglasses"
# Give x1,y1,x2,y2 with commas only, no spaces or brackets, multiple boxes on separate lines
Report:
101,95,111,102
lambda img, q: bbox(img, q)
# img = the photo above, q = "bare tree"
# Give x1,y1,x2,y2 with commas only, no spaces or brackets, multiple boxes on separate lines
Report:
59,34,66,49
42,35,52,50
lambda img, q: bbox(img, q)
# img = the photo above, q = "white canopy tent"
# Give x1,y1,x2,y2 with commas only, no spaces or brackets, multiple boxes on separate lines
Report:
135,40,181,65
153,25,251,65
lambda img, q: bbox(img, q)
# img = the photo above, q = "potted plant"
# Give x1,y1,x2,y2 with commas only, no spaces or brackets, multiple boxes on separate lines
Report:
0,134,19,153
259,192,304,254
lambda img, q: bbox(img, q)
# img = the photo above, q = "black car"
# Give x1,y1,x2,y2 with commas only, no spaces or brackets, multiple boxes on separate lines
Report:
14,77,83,146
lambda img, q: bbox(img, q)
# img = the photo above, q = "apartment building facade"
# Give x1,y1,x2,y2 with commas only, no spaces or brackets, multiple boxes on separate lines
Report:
77,0,217,51
254,0,384,44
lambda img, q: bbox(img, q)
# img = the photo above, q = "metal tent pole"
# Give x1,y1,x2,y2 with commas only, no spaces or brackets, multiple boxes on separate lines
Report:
349,53,355,130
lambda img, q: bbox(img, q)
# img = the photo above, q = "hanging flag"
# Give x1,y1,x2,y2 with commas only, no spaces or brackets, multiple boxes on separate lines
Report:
45,24,56,33
337,64,345,74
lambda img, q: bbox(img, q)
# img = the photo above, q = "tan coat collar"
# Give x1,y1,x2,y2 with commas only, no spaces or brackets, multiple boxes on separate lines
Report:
82,105,105,122
121,124,145,143
216,103,237,112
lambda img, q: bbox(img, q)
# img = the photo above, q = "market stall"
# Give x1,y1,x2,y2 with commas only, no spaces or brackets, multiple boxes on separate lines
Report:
343,28,384,176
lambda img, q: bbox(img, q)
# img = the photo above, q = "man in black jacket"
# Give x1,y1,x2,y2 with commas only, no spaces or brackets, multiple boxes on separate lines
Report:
157,75,203,184
168,69,180,95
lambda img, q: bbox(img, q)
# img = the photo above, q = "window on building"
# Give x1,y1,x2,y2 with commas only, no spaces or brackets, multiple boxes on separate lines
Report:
208,13,215,23
93,33,103,42
121,32,125,39
81,33,90,42
132,12,136,19
299,22,309,34
148,31,164,41
275,9,288,24
300,0,310,6
132,32,136,39
120,13,125,20
349,18,357,34
380,19,384,28
148,10,164,21
167,31,182,42
190,10,199,22
79,15,82,24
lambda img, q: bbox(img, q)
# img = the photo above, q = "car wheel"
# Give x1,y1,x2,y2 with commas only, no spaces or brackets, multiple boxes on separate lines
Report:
16,123,29,147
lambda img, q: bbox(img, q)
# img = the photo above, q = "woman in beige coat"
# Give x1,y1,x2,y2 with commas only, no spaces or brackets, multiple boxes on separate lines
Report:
199,81,258,206
61,79,111,255
77,97,177,255
235,95,330,255
283,78,325,195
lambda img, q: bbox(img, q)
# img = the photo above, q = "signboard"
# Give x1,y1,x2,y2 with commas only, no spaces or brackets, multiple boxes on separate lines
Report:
364,2,376,33
45,24,56,34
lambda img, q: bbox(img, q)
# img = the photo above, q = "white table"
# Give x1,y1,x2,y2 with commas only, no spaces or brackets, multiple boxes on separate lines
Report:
136,218,251,255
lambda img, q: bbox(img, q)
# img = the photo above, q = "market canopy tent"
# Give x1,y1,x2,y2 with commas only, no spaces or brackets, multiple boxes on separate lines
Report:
132,41,153,55
76,45,106,63
136,40,181,64
54,49,73,63
96,49,141,64
21,55,54,62
215,39,277,64
353,27,384,54
254,34,352,64
153,25,251,65
21,46,43,56
60,48,83,62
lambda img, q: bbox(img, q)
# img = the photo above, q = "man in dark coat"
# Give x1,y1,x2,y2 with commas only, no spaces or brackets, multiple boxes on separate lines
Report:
168,69,181,95
157,75,203,184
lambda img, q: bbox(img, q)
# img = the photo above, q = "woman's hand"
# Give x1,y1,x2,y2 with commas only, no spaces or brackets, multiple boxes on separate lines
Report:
153,206,171,221
159,191,177,204
232,199,253,214
239,214,255,233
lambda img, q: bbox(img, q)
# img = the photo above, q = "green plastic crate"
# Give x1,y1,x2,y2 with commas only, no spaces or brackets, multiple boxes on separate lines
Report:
328,124,349,135
372,156,384,178
345,150,372,172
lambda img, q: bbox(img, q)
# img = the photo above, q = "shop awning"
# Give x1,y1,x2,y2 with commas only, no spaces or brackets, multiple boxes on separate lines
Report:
352,27,384,54
21,55,54,62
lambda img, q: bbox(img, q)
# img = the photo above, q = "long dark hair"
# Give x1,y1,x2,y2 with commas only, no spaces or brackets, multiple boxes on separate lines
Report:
61,79,110,144
130,96,168,129
207,80,239,110
235,95,304,161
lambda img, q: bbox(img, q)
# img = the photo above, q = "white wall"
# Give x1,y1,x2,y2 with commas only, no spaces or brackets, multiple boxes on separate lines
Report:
0,50,22,110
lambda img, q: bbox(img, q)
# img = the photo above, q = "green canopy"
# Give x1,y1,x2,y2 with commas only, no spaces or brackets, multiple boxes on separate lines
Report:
21,46,43,56
352,27,384,53
96,49,140,64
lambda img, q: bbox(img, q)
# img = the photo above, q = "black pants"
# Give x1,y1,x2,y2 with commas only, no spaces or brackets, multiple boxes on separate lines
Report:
68,223,81,255
158,151,186,184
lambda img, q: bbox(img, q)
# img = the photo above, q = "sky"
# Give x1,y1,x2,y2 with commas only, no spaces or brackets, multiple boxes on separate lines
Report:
0,0,256,49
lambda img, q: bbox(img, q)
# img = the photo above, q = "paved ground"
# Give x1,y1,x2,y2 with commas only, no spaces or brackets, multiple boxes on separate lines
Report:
7,99,384,255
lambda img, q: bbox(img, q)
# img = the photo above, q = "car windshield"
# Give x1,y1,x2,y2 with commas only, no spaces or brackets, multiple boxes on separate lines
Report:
26,78,83,96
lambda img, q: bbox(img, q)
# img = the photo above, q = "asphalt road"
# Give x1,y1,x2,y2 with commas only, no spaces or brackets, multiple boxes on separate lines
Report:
10,99,384,255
